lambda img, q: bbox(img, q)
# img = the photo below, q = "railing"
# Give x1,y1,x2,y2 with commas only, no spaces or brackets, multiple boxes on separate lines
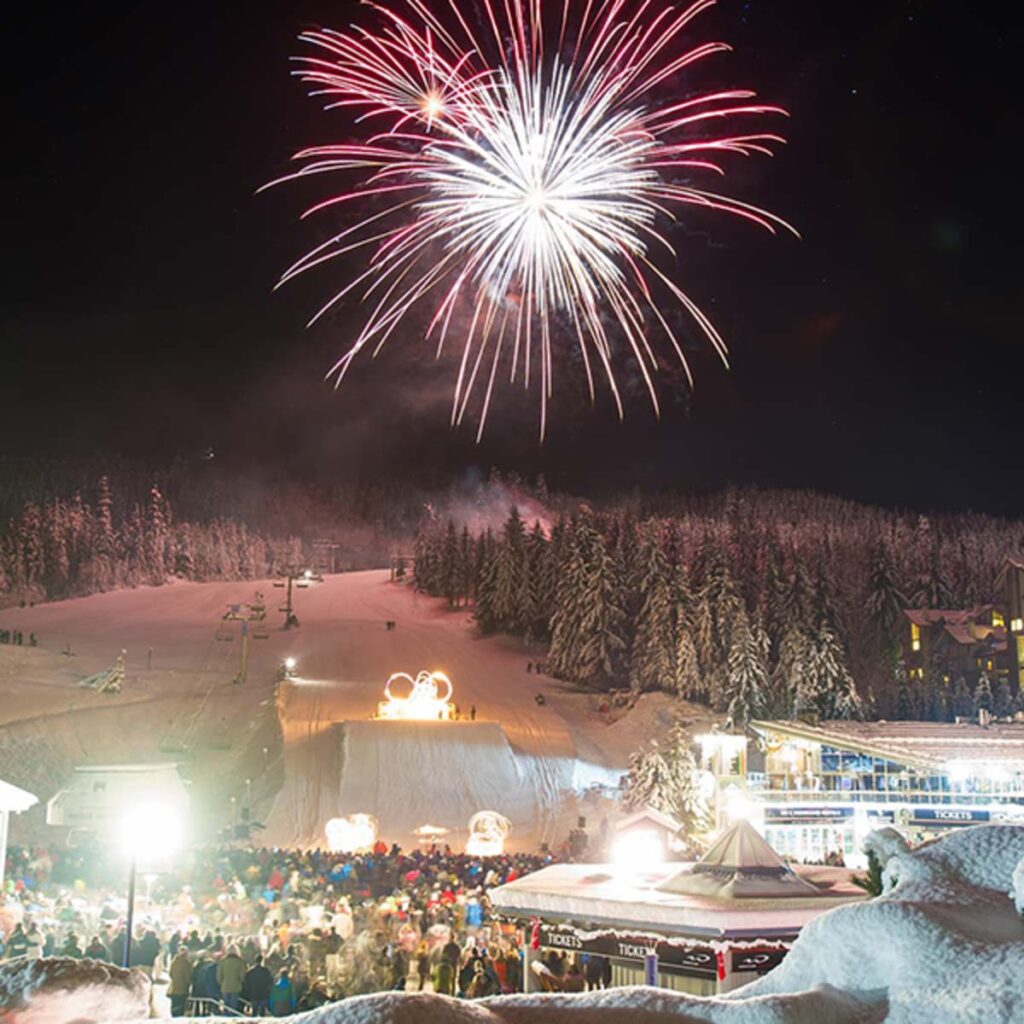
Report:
185,997,253,1018
744,774,1024,806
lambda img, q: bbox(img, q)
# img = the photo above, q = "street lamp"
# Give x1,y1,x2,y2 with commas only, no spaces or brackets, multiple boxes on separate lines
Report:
117,802,182,968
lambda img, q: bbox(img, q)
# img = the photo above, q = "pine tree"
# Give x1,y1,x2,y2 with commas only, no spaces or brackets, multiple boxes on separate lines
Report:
441,520,460,608
866,542,906,651
672,567,703,699
525,522,554,639
951,675,973,719
724,606,767,727
148,483,170,584
458,526,475,604
549,512,625,688
629,537,676,693
993,678,1014,719
894,661,917,720
770,624,810,718
812,625,862,720
624,724,709,838
973,672,993,714
473,534,501,633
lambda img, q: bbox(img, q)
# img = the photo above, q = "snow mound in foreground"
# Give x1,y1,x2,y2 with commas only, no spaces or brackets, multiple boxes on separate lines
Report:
733,824,1024,1023
0,957,150,1023
29,826,1024,1024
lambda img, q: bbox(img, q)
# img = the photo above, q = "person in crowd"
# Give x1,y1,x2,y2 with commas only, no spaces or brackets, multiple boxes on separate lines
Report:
137,929,161,978
432,955,456,996
584,953,606,991
216,944,247,1011
60,933,84,959
167,947,193,1018
562,961,585,992
85,936,109,961
270,968,297,1017
6,924,29,959
25,922,44,959
108,928,127,967
191,953,221,1005
416,941,430,991
242,954,274,1016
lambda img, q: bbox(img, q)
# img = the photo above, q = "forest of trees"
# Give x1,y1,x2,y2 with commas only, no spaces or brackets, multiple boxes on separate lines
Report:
0,475,305,604
412,489,1024,723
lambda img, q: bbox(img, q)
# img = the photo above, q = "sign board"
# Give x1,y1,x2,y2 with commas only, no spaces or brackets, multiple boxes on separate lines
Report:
731,949,788,974
763,806,854,825
536,926,719,978
910,808,990,826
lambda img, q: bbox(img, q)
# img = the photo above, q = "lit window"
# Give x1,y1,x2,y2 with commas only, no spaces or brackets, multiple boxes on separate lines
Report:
992,610,1005,628
910,622,921,652
1011,617,1023,633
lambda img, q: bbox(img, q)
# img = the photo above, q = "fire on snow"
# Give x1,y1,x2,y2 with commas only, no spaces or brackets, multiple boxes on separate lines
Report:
375,670,457,721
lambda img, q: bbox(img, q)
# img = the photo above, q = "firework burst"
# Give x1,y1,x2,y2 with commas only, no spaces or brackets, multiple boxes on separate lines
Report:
266,0,797,438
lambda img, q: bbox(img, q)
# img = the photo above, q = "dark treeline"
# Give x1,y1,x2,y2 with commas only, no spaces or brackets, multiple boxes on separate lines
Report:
412,490,1024,723
0,458,431,605
0,475,305,604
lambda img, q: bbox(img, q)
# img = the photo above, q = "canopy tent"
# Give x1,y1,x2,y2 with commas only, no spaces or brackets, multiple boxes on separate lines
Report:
0,779,38,815
656,820,823,900
0,778,38,887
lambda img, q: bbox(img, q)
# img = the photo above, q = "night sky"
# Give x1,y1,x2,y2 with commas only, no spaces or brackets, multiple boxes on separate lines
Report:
4,1,1020,514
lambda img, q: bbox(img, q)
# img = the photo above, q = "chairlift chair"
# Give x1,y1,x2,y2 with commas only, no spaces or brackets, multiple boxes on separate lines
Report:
215,626,234,642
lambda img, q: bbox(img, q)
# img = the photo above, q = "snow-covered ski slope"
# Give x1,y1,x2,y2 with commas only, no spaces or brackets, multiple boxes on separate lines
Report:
1,570,614,847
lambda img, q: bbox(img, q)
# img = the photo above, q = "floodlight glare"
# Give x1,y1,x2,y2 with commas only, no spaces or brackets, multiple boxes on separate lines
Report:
611,830,664,868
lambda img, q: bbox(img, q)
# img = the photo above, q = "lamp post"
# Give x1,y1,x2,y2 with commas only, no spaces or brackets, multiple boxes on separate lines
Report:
123,854,137,969
118,802,182,970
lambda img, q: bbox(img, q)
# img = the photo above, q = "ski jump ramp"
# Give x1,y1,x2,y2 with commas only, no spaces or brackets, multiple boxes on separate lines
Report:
265,716,567,850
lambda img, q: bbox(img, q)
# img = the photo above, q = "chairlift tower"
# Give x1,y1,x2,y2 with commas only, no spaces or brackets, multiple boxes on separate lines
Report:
272,568,321,630
221,591,269,685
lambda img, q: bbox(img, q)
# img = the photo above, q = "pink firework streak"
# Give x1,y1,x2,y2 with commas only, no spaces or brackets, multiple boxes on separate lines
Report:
265,0,798,439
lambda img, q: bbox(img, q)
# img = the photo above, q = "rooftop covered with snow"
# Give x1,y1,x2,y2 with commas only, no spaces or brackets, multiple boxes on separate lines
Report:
489,846,862,940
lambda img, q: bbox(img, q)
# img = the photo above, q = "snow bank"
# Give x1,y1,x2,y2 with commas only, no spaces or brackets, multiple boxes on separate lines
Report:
1013,856,1024,916
734,824,1024,1023
0,956,150,1022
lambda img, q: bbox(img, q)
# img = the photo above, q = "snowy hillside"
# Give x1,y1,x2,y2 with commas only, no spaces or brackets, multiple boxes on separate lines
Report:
0,571,635,847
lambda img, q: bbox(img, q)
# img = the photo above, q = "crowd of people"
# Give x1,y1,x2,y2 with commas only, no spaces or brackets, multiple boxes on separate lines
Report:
1,842,554,1015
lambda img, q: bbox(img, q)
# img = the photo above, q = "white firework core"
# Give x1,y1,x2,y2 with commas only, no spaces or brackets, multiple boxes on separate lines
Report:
266,0,797,438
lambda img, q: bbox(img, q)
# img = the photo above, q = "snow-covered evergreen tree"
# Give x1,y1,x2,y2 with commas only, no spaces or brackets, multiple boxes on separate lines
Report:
811,625,862,720
624,723,709,838
951,675,973,719
973,672,993,714
724,606,767,726
549,511,625,688
629,537,676,692
994,678,1014,719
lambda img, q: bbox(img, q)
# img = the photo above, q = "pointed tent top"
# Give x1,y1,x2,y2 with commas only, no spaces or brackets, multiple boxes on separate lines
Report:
656,819,823,899
695,819,791,874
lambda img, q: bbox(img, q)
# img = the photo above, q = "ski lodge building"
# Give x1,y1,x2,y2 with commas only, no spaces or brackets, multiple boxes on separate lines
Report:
699,718,1024,866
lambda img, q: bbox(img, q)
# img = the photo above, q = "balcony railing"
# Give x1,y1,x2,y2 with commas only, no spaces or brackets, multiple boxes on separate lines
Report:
744,772,1024,806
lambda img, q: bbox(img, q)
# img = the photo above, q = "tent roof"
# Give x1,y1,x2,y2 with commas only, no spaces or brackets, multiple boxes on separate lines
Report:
615,806,682,834
0,778,38,814
656,820,823,899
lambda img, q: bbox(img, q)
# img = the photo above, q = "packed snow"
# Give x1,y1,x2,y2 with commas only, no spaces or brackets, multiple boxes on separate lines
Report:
0,957,150,1022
